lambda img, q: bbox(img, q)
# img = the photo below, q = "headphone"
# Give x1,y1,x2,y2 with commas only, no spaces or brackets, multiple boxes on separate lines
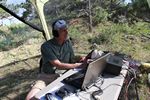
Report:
52,19,67,37
52,20,59,37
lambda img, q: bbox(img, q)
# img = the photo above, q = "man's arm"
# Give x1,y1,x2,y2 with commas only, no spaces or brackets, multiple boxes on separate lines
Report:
49,59,83,69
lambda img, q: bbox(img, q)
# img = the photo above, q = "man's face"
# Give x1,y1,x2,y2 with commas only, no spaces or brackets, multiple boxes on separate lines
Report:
58,28,68,41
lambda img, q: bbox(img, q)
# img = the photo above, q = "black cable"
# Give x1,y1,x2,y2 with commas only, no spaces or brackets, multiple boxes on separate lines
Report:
91,89,103,100
122,67,135,77
90,76,104,100
123,67,139,100
134,78,140,100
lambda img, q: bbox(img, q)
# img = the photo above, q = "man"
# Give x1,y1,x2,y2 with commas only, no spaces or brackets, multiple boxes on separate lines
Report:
26,19,85,100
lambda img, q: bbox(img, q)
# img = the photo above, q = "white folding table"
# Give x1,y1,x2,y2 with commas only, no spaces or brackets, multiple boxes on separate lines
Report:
35,62,128,100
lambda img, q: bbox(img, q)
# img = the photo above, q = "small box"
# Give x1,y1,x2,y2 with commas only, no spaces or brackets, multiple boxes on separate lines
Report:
104,54,123,75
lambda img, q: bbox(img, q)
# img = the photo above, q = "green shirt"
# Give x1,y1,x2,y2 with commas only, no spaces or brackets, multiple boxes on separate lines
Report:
41,38,74,74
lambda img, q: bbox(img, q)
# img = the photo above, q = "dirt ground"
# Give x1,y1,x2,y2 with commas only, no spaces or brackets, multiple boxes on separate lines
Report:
0,56,40,100
0,38,44,100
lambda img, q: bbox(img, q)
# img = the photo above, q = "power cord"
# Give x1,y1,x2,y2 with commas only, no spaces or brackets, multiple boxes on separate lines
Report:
90,76,104,100
122,67,139,100
91,89,103,100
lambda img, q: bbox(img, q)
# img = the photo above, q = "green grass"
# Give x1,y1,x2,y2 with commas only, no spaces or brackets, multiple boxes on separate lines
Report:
88,21,150,62
0,24,43,51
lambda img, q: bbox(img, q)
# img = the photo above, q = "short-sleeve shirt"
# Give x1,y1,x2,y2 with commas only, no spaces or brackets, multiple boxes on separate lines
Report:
41,38,74,74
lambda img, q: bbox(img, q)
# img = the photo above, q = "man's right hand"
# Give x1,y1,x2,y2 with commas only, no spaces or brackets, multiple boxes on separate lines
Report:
75,61,88,68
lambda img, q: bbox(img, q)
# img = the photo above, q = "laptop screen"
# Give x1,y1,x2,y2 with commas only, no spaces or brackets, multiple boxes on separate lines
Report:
82,53,110,89
62,53,111,90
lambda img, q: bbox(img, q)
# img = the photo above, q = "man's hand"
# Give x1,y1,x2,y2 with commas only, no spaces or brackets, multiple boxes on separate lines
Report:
75,61,88,68
79,56,86,62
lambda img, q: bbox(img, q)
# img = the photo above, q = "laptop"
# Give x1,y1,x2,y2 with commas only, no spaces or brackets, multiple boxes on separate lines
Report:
62,53,111,90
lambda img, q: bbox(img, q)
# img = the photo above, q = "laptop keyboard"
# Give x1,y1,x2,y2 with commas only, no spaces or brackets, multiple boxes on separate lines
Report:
62,70,86,89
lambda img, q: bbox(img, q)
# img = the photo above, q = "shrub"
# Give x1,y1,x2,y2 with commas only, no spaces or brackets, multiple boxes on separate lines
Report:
92,7,109,25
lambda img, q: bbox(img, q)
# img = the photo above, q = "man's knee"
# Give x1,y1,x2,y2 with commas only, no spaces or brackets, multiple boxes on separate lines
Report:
26,74,58,100
26,80,46,100
26,88,41,100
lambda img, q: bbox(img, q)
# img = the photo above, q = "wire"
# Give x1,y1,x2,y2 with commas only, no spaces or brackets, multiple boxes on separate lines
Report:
91,89,103,100
91,77,104,100
78,76,104,100
91,83,122,100
122,67,139,100
125,77,134,95
128,68,139,100
134,79,140,100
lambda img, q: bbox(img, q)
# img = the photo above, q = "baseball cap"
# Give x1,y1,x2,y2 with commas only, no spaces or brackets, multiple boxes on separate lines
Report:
53,20,67,31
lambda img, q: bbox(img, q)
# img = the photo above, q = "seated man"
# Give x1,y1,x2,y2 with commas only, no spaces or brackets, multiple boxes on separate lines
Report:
26,19,86,100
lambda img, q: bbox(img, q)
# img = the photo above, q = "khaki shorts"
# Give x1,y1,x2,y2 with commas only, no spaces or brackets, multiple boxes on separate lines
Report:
32,73,59,90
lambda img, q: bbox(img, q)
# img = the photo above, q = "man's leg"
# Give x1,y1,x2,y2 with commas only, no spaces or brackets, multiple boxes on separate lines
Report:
26,74,59,100
26,80,46,100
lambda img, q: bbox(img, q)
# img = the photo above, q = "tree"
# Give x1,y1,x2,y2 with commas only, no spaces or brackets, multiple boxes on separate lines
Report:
0,0,10,18
129,0,150,22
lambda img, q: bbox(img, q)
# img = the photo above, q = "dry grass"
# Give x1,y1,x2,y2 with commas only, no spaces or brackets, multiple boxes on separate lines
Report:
0,39,150,100
0,56,40,100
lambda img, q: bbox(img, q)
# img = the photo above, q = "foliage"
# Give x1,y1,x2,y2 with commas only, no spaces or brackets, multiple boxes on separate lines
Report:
89,23,126,44
128,22,150,35
92,7,109,25
0,1,21,18
131,0,149,11
68,24,84,40
0,7,10,18
0,24,42,51
128,0,150,22
88,22,150,60
20,2,36,20
0,0,10,18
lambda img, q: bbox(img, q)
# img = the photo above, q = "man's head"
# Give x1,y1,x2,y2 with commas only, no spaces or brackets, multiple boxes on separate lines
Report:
52,19,68,38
